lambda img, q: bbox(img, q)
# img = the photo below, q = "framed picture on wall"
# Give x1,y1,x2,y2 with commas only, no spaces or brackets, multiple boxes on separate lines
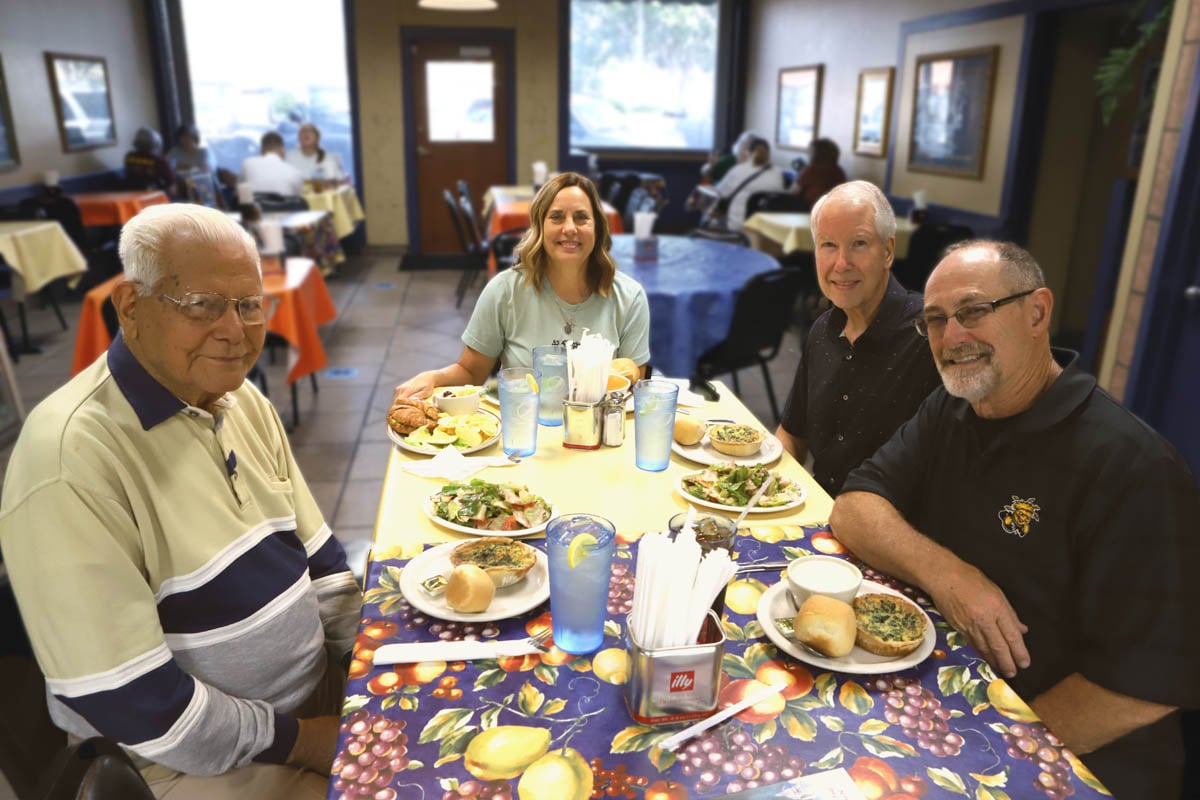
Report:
853,67,894,157
0,55,18,170
776,65,823,151
908,46,998,178
44,52,117,153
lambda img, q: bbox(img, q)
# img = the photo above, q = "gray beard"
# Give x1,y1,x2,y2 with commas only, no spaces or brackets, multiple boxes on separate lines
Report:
939,360,1001,404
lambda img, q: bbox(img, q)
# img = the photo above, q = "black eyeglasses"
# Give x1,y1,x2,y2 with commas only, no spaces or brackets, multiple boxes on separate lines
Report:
159,292,266,325
915,289,1036,338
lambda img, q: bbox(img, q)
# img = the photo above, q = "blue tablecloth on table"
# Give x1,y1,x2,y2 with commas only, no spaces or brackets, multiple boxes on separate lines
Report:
611,235,779,379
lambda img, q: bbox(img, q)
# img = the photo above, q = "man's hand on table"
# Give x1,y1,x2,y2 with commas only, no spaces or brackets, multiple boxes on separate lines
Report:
288,715,340,775
925,559,1030,679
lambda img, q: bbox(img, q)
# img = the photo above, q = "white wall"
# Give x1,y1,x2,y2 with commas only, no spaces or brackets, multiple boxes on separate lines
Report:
0,0,159,187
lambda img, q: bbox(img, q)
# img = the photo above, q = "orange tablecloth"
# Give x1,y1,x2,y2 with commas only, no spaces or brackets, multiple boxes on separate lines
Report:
484,186,623,276
71,257,337,384
69,190,170,227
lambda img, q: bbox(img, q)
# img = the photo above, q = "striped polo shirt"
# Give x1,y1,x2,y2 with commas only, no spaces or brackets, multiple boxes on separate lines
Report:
0,334,360,775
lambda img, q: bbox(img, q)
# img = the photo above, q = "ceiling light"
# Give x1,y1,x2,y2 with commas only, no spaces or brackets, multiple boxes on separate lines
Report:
418,0,498,10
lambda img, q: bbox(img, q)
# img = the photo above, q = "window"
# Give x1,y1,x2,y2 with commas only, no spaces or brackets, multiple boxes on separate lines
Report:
427,62,495,142
569,0,718,151
180,0,356,181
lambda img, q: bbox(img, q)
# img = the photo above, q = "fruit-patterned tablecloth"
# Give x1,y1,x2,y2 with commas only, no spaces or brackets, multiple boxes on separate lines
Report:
328,526,1111,800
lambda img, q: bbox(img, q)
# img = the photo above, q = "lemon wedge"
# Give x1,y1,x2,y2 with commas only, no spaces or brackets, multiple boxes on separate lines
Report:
525,374,539,393
566,533,598,569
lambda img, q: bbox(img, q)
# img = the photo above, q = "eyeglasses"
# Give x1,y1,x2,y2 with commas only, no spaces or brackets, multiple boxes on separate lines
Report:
159,292,266,325
915,289,1036,338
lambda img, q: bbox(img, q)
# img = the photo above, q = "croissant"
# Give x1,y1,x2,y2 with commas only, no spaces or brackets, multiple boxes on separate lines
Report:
388,398,440,435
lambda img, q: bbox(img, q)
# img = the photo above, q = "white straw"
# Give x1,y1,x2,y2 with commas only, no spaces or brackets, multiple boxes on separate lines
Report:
658,683,787,751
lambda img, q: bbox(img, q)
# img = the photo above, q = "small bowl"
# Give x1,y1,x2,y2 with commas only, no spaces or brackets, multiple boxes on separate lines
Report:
708,424,765,457
606,373,631,393
433,385,483,416
786,556,862,607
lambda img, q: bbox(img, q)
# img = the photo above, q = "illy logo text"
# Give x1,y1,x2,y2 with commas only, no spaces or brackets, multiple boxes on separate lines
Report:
669,671,695,692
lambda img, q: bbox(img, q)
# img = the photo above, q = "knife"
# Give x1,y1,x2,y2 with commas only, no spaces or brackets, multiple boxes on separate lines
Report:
734,560,790,575
373,638,542,665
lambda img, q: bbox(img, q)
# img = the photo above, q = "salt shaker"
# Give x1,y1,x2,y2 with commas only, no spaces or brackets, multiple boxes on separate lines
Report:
602,391,626,446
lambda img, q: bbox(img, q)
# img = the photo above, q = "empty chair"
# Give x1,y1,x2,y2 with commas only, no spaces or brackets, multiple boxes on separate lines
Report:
892,223,974,291
490,227,527,273
39,738,155,800
692,268,809,424
455,178,484,239
444,188,485,309
604,172,641,217
253,192,309,213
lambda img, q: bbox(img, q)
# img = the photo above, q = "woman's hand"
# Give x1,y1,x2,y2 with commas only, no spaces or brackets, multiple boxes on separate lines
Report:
394,371,438,401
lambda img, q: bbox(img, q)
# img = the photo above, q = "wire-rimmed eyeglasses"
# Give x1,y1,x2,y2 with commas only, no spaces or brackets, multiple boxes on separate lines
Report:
915,289,1036,338
159,292,267,325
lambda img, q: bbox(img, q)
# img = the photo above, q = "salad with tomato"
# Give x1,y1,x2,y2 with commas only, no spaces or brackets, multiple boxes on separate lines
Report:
431,479,552,531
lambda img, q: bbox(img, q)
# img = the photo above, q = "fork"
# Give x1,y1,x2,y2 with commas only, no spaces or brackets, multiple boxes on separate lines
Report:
525,628,552,652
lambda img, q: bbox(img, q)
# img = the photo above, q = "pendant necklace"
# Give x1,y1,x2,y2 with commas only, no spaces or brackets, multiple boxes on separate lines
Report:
553,293,587,335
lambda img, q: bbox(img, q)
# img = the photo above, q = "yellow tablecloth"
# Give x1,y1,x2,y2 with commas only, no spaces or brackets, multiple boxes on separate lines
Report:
302,185,364,239
372,381,831,555
0,220,88,299
744,211,915,259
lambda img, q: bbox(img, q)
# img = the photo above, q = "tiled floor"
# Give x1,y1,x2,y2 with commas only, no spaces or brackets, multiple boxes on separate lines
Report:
0,254,807,551
0,253,807,800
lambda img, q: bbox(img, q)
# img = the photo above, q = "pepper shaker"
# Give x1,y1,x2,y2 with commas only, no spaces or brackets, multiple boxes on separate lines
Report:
603,391,626,446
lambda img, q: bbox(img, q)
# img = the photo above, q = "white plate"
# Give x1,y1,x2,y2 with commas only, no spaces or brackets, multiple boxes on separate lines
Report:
676,470,806,514
399,541,550,623
672,430,783,466
387,408,501,456
423,492,555,538
756,580,935,674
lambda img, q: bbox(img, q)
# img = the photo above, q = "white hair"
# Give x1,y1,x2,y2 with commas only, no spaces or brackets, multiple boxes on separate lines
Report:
119,204,259,295
810,180,897,244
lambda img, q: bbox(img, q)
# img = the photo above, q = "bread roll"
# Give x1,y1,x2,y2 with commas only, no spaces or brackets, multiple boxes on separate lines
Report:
674,414,706,446
445,564,495,613
610,357,640,386
793,594,856,658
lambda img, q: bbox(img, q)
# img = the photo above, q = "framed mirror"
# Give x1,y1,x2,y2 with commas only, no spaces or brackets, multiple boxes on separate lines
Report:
45,52,117,153
775,65,823,151
0,55,17,170
853,67,895,158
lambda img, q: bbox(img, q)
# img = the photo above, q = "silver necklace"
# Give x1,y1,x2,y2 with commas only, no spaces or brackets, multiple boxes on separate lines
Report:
552,293,587,335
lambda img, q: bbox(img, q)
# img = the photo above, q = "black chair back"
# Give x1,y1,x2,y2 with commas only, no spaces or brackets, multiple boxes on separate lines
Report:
457,193,485,251
39,738,155,800
893,223,974,291
443,188,475,256
745,191,807,215
605,172,641,215
490,227,527,272
253,193,308,213
455,179,484,238
20,194,87,250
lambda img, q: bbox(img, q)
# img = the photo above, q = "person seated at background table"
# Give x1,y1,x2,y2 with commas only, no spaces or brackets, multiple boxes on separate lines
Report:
167,124,222,207
703,130,757,184
0,204,360,798
704,136,785,233
123,126,177,197
395,172,650,399
240,131,304,197
776,180,940,496
285,123,345,182
791,137,847,210
830,240,1200,800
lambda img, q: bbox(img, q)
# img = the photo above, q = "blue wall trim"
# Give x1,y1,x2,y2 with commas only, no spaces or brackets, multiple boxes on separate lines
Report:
399,25,517,254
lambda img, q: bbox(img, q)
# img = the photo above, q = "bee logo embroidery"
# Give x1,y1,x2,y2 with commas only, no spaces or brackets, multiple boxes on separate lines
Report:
999,496,1041,538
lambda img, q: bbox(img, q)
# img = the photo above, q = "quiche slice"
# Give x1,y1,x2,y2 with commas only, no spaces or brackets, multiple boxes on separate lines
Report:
449,537,537,588
851,593,927,657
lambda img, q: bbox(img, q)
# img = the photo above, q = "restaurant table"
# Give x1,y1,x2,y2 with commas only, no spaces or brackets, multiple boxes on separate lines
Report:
482,185,624,276
68,190,170,227
70,256,336,387
611,234,779,380
329,383,1110,800
0,220,87,300
262,210,345,275
302,184,365,239
743,212,916,260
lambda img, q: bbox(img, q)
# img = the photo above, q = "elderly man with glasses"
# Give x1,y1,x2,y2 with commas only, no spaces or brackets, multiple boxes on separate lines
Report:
0,204,359,798
831,240,1200,799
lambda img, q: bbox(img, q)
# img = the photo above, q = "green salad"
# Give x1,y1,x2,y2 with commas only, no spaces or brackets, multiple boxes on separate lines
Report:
431,479,552,531
681,464,802,508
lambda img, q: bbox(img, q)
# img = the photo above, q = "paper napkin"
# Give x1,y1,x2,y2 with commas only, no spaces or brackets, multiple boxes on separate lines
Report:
399,446,515,481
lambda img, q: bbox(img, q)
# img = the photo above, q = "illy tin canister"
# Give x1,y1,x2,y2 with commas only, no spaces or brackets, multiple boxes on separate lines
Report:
624,611,725,725
562,400,603,450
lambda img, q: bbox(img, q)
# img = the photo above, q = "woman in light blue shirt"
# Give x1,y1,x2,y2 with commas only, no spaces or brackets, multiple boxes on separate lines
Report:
395,172,650,399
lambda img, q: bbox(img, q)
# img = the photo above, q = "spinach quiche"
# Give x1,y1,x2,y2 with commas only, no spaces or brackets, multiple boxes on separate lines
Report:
851,593,927,657
449,537,537,588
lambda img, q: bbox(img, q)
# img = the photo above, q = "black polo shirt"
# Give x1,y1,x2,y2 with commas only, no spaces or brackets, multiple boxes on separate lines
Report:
779,274,940,495
843,351,1200,799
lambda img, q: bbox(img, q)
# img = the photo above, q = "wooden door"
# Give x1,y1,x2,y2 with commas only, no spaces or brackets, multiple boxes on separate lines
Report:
409,37,512,254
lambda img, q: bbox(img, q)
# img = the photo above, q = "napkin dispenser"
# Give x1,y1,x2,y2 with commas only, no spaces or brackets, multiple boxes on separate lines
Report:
562,400,602,450
633,211,658,261
625,610,725,725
